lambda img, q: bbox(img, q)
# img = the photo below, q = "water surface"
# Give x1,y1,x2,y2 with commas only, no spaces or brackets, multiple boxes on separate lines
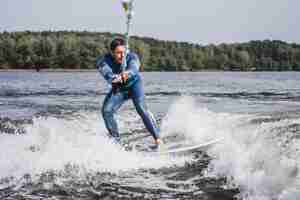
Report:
1,71,300,200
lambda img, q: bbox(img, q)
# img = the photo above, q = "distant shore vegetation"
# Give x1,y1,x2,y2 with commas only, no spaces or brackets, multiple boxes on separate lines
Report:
1,31,300,71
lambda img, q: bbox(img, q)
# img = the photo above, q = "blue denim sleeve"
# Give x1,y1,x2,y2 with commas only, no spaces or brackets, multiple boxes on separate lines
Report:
126,53,140,80
96,57,116,85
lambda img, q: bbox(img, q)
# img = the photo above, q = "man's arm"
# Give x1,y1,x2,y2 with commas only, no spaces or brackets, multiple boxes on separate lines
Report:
96,58,117,85
124,53,140,81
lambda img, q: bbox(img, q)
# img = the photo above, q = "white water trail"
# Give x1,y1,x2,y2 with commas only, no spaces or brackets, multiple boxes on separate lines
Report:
0,112,188,182
160,96,300,200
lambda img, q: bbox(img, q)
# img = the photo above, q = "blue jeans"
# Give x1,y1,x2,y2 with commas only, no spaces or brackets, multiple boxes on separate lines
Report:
101,79,160,142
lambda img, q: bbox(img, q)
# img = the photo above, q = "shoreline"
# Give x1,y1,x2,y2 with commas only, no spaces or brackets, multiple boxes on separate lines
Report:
0,69,299,73
0,69,98,72
0,68,225,72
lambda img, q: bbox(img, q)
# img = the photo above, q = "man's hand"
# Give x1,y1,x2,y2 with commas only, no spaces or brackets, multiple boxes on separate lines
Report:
112,72,129,84
112,75,123,84
121,71,129,82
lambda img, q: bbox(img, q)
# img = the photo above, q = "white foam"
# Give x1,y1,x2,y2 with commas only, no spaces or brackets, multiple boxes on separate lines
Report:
161,96,248,143
0,113,188,180
2,96,300,200
160,96,300,200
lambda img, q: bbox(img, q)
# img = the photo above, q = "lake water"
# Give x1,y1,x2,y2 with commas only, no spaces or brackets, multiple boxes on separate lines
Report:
1,71,300,200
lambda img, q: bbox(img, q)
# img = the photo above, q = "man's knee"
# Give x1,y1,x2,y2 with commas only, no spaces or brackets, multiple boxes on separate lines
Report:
102,105,114,118
133,97,147,112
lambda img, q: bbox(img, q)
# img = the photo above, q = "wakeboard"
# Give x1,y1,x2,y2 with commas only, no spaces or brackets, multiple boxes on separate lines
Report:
146,137,223,155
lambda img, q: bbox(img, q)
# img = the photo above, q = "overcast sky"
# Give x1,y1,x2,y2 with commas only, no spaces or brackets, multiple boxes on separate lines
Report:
1,0,299,45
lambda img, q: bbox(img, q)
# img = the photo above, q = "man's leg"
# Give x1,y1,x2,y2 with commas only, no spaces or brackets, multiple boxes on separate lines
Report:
101,90,126,142
130,81,160,141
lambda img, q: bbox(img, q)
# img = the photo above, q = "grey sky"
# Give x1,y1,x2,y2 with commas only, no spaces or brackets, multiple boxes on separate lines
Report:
1,0,299,45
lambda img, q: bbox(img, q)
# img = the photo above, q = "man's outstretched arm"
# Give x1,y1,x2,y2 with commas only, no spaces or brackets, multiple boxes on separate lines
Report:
124,53,140,81
96,58,117,85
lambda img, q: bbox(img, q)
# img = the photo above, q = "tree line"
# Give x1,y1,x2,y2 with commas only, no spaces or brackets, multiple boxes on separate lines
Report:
1,31,300,71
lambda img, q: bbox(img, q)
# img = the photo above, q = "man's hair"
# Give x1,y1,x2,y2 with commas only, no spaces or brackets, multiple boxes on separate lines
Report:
110,37,125,52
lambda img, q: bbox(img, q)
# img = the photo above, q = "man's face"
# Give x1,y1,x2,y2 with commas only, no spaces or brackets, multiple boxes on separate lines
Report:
112,45,126,64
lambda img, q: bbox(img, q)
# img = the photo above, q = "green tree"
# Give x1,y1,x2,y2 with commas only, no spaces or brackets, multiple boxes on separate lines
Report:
32,36,55,70
0,36,18,68
16,37,34,68
130,39,150,71
54,36,80,68
236,50,250,70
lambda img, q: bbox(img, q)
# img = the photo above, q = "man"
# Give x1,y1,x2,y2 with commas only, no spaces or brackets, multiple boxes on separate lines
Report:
96,38,161,148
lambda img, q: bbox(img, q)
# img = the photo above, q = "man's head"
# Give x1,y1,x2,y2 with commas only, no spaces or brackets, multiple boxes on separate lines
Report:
110,38,126,64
